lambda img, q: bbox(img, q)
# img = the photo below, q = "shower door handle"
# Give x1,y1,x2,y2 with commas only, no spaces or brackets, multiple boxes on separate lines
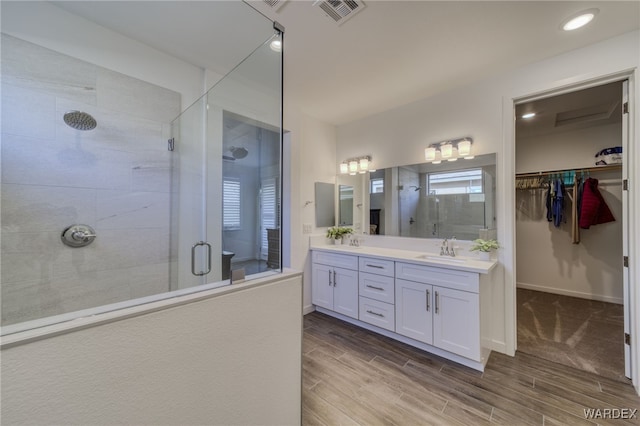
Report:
191,241,212,276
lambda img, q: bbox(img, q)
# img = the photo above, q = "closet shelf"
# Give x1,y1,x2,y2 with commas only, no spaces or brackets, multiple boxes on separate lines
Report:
516,164,621,179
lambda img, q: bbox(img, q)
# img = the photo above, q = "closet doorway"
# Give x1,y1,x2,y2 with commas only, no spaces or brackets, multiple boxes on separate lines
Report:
514,80,630,382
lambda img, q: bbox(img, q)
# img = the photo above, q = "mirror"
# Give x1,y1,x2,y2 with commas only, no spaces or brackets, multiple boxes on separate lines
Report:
314,182,335,227
364,153,496,240
338,185,353,226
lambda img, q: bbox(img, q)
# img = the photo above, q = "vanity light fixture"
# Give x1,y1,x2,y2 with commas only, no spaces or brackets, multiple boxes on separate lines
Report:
348,160,358,175
339,155,374,174
359,157,369,173
424,137,474,164
562,9,598,31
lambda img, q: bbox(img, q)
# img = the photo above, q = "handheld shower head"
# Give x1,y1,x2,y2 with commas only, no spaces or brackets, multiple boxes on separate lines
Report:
409,185,422,192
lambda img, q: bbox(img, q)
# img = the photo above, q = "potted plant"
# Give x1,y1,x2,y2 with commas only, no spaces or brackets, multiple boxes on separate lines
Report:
326,226,354,244
470,239,499,260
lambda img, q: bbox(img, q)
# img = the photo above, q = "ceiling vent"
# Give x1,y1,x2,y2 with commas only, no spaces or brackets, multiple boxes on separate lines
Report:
262,0,287,12
313,0,365,25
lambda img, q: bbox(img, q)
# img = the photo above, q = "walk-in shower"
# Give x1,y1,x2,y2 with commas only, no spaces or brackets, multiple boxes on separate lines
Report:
1,2,283,333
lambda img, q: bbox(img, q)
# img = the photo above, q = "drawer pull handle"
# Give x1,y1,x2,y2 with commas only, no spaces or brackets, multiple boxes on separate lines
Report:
435,291,439,314
366,264,384,269
366,310,384,318
426,289,430,311
366,285,385,291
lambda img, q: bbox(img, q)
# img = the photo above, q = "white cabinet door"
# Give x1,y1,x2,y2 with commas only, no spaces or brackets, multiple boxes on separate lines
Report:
395,279,433,344
311,263,334,311
433,286,480,361
333,266,359,319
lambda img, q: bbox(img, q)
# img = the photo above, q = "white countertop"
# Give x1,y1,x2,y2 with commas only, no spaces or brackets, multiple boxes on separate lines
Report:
310,244,497,274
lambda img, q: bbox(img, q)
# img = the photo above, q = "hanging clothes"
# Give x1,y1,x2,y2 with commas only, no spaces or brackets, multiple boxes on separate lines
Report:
579,177,615,229
571,175,581,244
552,178,565,228
545,180,553,222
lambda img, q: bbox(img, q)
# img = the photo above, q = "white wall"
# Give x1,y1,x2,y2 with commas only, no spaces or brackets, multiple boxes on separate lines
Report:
332,30,640,355
516,123,623,303
0,1,205,111
285,110,337,313
1,34,181,324
1,273,303,425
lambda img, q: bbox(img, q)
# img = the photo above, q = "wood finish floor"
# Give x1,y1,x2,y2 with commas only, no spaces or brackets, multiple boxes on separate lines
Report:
302,311,640,426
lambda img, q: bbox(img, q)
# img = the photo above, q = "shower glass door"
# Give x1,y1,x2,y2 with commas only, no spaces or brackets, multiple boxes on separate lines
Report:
169,28,283,291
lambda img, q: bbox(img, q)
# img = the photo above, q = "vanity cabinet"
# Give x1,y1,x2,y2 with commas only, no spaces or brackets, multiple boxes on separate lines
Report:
311,252,358,319
395,279,433,344
395,262,481,361
358,256,396,331
311,247,492,371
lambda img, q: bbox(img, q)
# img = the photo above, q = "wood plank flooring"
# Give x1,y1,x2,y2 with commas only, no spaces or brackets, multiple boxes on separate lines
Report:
302,311,640,426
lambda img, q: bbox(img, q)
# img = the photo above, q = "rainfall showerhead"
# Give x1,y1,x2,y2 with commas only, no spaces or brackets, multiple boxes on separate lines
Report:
64,111,97,131
229,146,248,159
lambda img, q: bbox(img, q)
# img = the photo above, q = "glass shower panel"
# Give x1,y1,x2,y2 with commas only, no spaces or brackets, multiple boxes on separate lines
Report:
169,29,283,290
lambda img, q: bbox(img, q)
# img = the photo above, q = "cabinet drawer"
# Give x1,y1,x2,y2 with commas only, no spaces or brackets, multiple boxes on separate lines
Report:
359,272,394,304
359,257,395,277
359,297,395,332
312,251,358,270
396,262,479,293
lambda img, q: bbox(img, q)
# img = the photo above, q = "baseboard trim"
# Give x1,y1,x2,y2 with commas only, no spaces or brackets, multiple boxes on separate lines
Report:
516,282,623,305
303,304,315,315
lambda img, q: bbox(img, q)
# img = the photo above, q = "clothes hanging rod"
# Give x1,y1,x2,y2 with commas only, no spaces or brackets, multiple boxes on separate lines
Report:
515,164,622,179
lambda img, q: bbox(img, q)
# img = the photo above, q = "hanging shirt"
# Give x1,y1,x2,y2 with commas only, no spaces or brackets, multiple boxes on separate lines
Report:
552,178,564,228
579,178,615,229
546,180,553,222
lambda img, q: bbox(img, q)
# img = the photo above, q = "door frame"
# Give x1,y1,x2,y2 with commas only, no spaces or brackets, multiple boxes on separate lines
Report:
502,68,638,391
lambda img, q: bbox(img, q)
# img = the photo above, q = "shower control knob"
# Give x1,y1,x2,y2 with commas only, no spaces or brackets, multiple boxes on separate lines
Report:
61,224,97,248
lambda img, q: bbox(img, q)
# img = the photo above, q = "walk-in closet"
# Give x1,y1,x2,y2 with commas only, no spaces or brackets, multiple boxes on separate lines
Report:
515,80,628,382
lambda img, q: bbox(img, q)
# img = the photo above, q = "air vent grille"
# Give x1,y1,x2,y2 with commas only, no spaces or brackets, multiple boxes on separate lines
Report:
262,0,287,12
314,0,365,25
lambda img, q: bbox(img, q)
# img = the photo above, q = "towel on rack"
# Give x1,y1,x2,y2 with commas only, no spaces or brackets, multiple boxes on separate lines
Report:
579,178,615,229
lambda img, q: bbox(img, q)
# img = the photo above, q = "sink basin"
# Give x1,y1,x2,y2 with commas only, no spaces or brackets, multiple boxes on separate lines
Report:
416,255,467,263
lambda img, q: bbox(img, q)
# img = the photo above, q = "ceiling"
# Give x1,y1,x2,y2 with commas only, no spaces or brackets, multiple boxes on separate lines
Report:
51,1,639,126
516,81,623,139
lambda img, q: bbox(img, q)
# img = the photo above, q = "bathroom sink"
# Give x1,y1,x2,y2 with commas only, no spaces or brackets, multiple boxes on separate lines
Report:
416,255,467,263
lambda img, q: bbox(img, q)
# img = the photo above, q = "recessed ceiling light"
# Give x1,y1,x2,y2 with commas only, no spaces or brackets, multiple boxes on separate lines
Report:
562,9,598,31
522,112,536,119
270,39,282,52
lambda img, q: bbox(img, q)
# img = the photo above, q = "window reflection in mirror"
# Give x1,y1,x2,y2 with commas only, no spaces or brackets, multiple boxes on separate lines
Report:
365,154,496,240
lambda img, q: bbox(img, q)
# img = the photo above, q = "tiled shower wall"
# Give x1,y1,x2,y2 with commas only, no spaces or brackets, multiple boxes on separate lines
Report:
1,34,181,325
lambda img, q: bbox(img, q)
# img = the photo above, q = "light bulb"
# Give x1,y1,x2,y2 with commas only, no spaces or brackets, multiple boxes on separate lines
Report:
457,140,471,157
441,143,453,159
359,157,369,172
425,147,436,162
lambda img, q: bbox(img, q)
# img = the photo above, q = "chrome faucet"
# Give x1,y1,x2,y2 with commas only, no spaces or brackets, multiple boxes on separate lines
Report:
440,237,456,257
440,239,448,256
